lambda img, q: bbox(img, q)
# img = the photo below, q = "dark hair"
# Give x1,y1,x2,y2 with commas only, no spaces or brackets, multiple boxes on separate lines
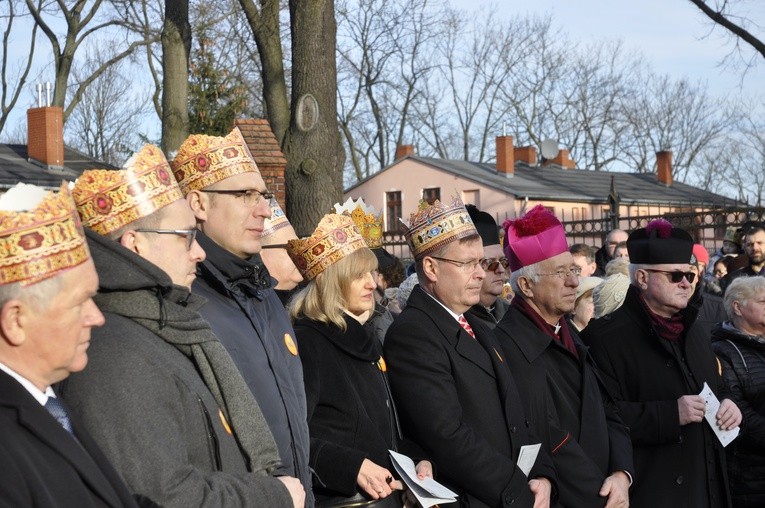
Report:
379,256,405,288
570,243,595,263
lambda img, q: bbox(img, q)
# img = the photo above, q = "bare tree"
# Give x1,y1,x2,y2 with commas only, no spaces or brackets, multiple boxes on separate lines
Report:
24,0,155,121
688,0,765,71
65,48,149,166
0,0,40,135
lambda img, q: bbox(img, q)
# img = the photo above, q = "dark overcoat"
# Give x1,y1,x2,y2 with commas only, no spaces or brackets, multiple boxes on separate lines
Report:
294,315,405,501
581,285,732,508
494,304,633,508
384,285,556,508
0,371,138,508
193,232,313,505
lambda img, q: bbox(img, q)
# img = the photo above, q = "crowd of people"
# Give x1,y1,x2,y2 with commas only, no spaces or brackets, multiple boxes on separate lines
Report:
0,126,763,508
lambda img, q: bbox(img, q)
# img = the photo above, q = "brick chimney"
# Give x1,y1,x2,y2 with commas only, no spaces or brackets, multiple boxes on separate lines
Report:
551,149,576,169
656,150,673,186
235,118,288,209
496,136,514,176
514,146,537,166
395,144,415,160
27,106,64,167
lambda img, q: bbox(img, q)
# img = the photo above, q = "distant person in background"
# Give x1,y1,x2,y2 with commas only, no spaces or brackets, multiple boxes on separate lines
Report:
707,226,743,282
570,277,604,332
722,223,765,294
707,256,735,296
571,243,598,277
613,241,629,260
712,276,765,508
260,198,304,305
605,257,630,277
594,229,629,276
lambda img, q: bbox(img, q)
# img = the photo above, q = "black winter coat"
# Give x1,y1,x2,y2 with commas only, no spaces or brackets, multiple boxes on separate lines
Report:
494,305,633,508
293,314,402,501
193,232,313,506
712,323,765,508
384,285,557,508
582,285,732,508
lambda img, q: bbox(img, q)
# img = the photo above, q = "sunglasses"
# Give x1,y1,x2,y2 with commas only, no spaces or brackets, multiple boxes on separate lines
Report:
480,257,510,272
643,268,696,284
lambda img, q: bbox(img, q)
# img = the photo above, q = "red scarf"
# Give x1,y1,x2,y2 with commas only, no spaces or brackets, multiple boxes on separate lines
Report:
512,297,579,359
637,293,685,342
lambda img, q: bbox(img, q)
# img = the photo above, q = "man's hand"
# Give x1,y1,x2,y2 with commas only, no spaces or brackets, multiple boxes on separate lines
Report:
600,471,630,508
717,398,742,430
528,477,552,508
277,476,305,508
414,460,433,480
678,395,706,425
357,458,403,500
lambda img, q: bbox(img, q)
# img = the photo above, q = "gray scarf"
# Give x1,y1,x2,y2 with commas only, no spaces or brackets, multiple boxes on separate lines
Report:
96,286,281,475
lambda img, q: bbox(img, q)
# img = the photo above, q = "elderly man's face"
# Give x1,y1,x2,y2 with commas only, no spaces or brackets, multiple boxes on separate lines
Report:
22,259,105,389
639,263,694,317
572,254,596,277
479,244,507,306
524,251,579,323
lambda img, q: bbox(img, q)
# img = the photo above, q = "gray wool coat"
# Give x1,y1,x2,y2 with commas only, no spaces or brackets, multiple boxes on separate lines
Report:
60,230,292,508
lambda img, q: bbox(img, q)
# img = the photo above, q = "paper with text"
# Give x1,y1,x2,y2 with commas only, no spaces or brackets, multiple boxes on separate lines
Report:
699,382,740,447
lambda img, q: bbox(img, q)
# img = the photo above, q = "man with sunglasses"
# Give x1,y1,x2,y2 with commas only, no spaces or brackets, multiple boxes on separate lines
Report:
465,204,510,329
61,146,303,507
172,128,312,507
582,219,741,508
494,205,633,508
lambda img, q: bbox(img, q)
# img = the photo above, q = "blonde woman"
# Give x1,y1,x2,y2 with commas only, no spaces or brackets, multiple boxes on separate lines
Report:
287,215,431,508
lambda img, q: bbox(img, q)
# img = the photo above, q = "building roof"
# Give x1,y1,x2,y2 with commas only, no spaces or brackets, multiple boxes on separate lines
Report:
235,119,287,167
0,143,118,190
346,155,735,207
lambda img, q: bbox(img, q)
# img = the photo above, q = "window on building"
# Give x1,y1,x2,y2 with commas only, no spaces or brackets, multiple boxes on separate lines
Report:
422,187,440,205
462,189,479,208
385,191,403,232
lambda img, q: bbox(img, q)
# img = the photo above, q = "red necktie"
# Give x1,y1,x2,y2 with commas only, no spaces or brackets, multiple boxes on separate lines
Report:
458,315,476,339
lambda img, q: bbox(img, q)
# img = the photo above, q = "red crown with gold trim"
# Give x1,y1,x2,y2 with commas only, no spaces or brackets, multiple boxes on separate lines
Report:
0,183,90,287
402,196,477,258
73,145,183,236
286,214,367,281
333,197,383,249
170,127,259,195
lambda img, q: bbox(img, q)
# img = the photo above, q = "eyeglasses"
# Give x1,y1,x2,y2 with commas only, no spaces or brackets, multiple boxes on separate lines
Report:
480,257,510,272
430,256,483,272
643,268,696,284
537,267,582,279
134,228,198,251
200,189,274,207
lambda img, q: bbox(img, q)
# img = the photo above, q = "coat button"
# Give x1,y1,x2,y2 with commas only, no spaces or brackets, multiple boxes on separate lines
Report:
678,436,683,444
504,494,515,504
510,425,517,433
676,476,684,485
666,360,674,367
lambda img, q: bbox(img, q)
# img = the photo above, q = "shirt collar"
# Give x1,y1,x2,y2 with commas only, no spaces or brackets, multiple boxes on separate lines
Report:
0,361,54,406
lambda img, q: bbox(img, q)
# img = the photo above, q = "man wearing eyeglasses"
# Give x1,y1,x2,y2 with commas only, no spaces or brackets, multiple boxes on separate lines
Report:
493,205,634,508
172,129,313,507
61,146,303,507
465,205,510,329
384,198,556,508
582,219,741,508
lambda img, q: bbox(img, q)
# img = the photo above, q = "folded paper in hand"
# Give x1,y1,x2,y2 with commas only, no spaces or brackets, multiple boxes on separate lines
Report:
389,450,458,508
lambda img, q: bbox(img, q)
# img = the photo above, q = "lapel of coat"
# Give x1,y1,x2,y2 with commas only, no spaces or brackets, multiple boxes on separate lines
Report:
0,373,123,508
409,286,495,379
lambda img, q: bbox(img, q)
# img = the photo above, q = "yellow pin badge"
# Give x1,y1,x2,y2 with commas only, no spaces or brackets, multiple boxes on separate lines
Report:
218,409,232,435
377,356,387,372
285,333,298,356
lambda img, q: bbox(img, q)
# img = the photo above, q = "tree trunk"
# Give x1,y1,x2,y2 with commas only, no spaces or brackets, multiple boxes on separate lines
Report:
161,0,191,154
285,0,343,236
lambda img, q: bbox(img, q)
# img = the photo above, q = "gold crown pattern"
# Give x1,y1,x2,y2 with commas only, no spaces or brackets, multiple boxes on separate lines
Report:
0,183,90,286
402,196,477,258
170,127,259,195
263,198,291,238
73,145,183,236
333,197,383,249
286,214,367,281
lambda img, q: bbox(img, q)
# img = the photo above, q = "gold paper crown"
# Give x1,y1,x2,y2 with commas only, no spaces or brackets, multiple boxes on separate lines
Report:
333,197,383,249
263,198,291,238
170,127,259,195
73,144,183,236
402,196,477,258
286,214,367,281
0,183,90,286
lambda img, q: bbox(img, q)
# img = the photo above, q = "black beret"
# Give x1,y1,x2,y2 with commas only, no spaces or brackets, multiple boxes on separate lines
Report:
627,219,693,265
465,204,499,246
373,247,397,270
